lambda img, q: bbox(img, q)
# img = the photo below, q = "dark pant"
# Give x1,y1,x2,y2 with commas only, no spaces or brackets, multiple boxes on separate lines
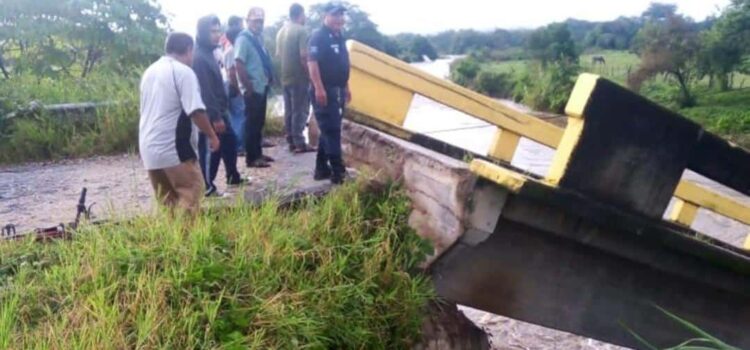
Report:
311,86,346,175
198,115,241,191
283,83,311,148
244,91,268,164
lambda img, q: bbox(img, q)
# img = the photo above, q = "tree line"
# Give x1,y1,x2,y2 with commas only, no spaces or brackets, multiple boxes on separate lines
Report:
449,1,750,111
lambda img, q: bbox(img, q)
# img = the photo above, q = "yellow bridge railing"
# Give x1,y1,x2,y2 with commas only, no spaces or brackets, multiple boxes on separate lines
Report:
345,41,750,248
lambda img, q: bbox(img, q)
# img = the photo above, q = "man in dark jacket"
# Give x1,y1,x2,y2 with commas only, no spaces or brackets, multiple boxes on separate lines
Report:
193,15,246,196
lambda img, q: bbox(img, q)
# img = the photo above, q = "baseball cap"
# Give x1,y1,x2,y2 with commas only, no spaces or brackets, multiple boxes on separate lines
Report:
248,7,265,21
323,2,347,15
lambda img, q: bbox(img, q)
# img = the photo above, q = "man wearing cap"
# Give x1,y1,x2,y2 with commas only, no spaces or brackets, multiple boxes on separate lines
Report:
308,3,351,184
235,7,275,168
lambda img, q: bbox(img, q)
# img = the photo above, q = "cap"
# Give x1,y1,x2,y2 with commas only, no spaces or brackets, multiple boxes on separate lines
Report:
247,7,265,21
323,3,346,15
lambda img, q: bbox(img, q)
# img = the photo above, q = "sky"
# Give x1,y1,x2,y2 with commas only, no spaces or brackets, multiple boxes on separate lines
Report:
158,0,731,35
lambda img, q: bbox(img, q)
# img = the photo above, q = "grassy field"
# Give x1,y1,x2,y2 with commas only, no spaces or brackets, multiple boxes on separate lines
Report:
0,183,434,348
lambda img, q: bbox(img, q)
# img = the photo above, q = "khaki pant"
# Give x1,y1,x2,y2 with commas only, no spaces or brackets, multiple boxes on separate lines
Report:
148,160,203,216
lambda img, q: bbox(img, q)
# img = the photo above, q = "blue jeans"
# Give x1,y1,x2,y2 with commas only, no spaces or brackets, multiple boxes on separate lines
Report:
226,83,246,153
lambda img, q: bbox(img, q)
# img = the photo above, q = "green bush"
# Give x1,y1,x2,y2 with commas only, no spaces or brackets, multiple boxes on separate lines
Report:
0,71,139,164
475,70,516,98
513,60,580,113
0,103,139,164
450,57,481,87
0,183,434,349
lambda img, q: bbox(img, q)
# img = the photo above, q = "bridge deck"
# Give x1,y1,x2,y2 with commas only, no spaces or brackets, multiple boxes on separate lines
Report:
343,40,750,348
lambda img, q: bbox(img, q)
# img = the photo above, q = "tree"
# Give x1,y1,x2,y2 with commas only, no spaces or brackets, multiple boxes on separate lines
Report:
0,0,168,78
408,36,438,62
307,2,397,56
526,23,578,66
630,12,700,107
699,0,750,84
696,26,742,91
642,3,679,22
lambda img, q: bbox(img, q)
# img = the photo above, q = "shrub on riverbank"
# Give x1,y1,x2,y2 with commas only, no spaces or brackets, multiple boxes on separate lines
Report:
0,183,434,348
0,72,140,164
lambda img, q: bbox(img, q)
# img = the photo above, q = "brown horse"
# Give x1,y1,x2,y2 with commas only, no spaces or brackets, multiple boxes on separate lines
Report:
592,56,606,65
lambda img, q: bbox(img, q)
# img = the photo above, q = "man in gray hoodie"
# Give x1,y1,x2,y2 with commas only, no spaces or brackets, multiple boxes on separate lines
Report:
193,15,246,196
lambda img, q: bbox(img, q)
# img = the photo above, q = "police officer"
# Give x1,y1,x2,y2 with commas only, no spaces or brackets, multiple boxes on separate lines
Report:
308,3,351,184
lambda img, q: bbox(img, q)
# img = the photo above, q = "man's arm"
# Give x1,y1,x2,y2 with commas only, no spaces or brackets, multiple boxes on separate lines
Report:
236,61,254,97
229,65,240,91
234,37,254,96
308,60,327,106
299,31,310,77
191,110,220,152
192,58,226,133
275,30,283,59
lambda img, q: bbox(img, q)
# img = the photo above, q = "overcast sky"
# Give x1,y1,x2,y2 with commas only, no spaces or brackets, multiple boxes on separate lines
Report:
158,0,730,35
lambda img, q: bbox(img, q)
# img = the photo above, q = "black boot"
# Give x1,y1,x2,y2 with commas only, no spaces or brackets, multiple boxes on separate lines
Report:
314,146,332,181
329,157,347,185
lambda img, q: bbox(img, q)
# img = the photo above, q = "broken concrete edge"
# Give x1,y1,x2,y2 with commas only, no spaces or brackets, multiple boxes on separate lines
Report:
342,120,507,267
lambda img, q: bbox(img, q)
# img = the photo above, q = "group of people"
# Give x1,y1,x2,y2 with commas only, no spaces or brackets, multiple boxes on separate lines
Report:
138,3,351,214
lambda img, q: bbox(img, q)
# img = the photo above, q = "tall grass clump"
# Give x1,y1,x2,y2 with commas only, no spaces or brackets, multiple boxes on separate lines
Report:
0,71,140,164
627,306,741,350
0,183,434,349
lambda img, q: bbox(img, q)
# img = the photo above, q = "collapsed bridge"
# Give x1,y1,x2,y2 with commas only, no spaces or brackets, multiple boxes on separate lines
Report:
341,41,750,349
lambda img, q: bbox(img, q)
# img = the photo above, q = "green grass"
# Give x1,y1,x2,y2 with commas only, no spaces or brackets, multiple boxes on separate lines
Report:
0,182,434,349
625,305,741,350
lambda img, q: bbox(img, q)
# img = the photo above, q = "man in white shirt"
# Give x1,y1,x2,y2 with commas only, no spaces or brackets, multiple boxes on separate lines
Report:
139,32,220,215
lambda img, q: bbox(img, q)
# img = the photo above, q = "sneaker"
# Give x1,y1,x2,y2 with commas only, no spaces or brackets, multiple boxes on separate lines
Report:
262,155,275,162
262,140,276,148
247,159,270,168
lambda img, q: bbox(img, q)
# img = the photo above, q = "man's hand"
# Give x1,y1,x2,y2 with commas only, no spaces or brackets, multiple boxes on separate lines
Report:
315,87,327,107
209,134,220,152
345,88,352,105
213,119,226,134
